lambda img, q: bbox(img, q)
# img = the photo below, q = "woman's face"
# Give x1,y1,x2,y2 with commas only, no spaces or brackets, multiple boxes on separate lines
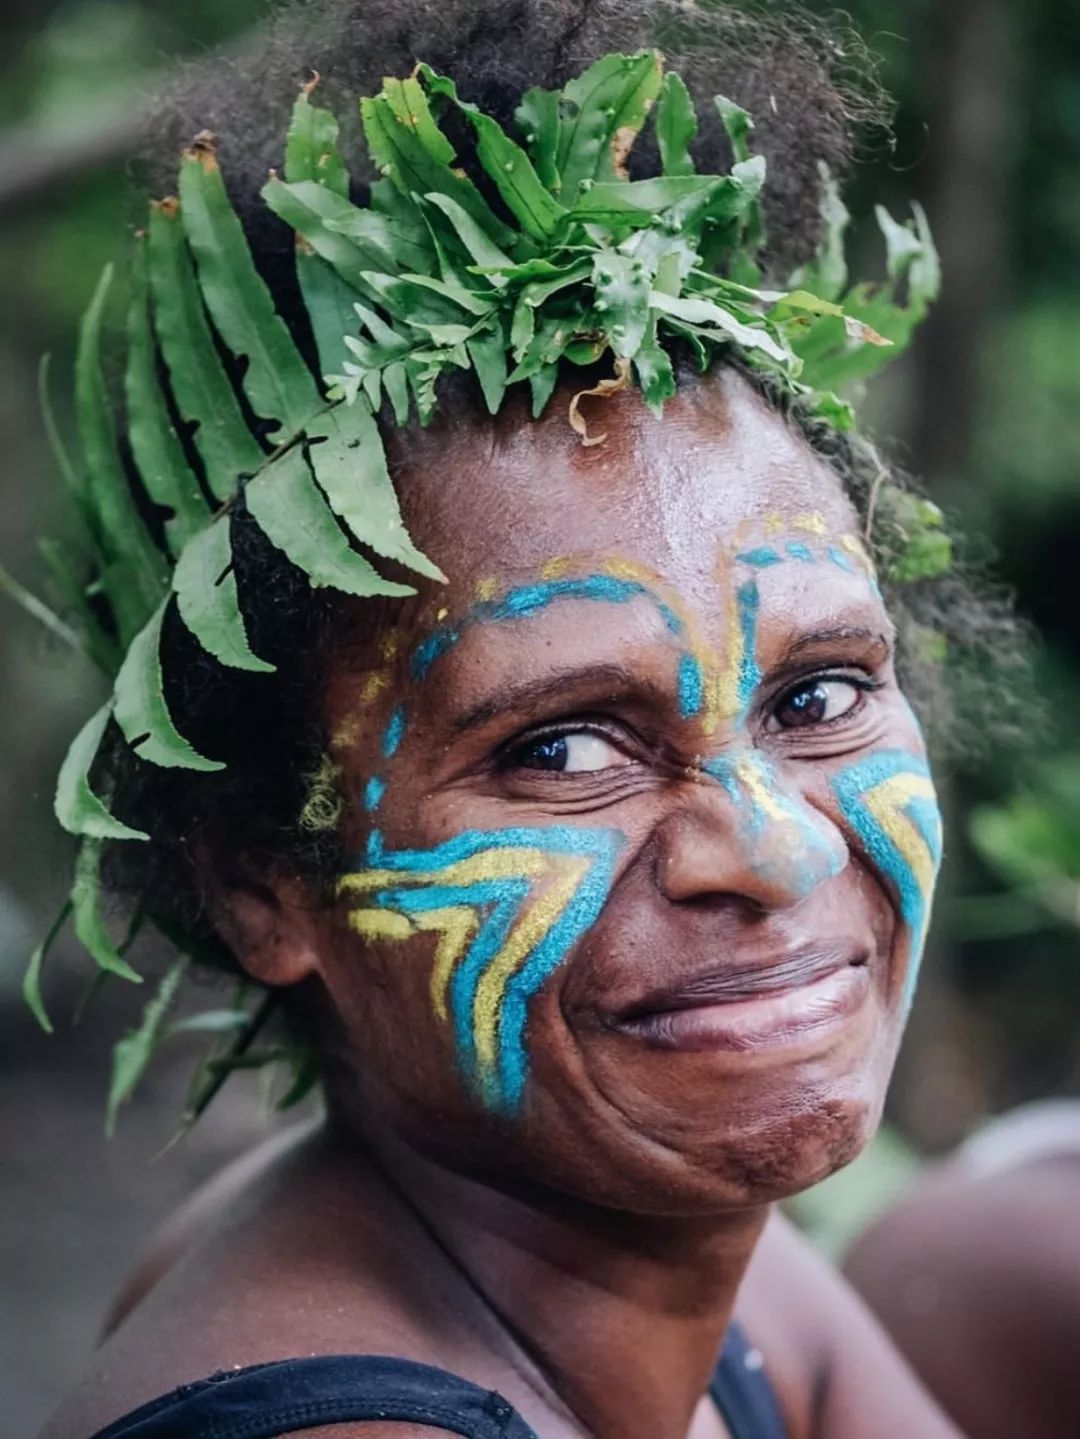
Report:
310,368,942,1213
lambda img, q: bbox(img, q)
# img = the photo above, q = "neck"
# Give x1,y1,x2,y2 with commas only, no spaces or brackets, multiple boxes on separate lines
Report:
343,1117,768,1439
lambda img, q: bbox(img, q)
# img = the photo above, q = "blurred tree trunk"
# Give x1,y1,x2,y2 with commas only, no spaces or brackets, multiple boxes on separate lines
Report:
894,0,1021,1150
911,0,1019,490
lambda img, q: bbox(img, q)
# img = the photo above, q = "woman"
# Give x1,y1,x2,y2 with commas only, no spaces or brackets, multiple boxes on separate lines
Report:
25,1,999,1434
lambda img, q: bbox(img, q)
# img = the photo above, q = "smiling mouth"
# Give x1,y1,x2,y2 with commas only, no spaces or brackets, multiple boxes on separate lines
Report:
608,947,872,1054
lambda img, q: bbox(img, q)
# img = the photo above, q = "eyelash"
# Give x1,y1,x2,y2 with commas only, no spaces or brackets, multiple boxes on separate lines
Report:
497,669,884,772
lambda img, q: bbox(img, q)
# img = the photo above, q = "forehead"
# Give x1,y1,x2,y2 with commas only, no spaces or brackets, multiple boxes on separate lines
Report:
391,368,856,597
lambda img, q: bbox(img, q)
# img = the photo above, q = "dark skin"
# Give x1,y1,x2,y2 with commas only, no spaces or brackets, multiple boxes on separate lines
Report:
44,370,958,1439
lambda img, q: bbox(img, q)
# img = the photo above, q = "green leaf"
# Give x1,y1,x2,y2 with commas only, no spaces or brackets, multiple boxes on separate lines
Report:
22,900,73,1035
420,66,565,243
652,290,794,367
361,271,493,326
655,72,697,177
529,364,559,418
423,194,516,280
113,600,225,771
125,240,211,556
509,259,594,358
304,403,445,581
284,85,349,196
382,360,410,424
592,251,651,357
38,354,80,498
0,561,82,655
360,83,517,252
557,51,664,196
788,162,849,302
466,325,509,414
515,85,561,191
147,200,264,502
262,177,397,291
179,139,321,440
715,95,754,164
55,702,149,841
72,838,143,984
36,539,120,676
564,174,730,224
634,340,676,415
245,445,416,598
297,252,364,375
166,1008,251,1038
907,202,941,314
173,516,276,672
75,266,167,620
106,956,188,1136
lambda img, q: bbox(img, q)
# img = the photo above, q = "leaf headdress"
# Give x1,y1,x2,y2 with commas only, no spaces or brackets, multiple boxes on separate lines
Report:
8,51,942,1127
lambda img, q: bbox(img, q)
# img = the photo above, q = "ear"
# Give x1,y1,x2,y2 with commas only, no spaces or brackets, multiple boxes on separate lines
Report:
203,872,325,989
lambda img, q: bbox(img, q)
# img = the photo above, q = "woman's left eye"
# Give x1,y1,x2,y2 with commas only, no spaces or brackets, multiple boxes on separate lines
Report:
506,731,631,773
768,677,866,731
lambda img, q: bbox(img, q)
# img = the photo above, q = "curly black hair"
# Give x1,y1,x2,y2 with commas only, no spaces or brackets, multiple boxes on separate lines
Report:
100,0,1030,984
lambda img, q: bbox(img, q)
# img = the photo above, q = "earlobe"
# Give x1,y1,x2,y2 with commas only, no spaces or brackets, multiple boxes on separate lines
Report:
206,877,323,989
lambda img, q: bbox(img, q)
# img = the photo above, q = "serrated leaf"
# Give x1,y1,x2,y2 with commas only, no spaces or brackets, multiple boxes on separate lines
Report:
55,702,149,841
72,837,142,984
179,140,321,440
75,266,167,620
173,516,275,672
557,51,664,196
656,71,697,178
245,445,416,598
106,956,188,1136
592,250,651,357
114,600,224,771
515,85,561,191
126,241,211,555
360,85,517,252
284,86,349,197
305,403,444,581
147,201,264,502
22,900,73,1034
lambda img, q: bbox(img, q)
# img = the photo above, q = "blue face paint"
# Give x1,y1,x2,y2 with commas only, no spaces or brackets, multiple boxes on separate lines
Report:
703,751,845,899
734,579,762,725
340,825,624,1113
363,776,387,813
826,545,856,574
785,541,816,563
381,705,408,758
737,546,783,568
831,750,943,1011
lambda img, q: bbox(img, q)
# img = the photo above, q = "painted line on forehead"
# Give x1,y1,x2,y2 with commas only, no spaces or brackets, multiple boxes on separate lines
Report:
381,705,407,758
363,776,387,813
831,751,943,1012
737,546,784,568
786,541,815,563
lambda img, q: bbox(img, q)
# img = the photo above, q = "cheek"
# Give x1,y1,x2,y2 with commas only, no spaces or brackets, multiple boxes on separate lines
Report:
334,826,625,1114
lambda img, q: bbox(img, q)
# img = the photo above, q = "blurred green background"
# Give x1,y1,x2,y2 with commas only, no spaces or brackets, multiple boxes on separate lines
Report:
1,0,1078,1431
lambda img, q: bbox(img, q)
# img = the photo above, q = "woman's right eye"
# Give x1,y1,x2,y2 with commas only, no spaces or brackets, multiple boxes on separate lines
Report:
505,731,632,774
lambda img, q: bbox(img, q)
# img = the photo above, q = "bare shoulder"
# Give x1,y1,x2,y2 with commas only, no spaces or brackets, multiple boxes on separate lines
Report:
736,1211,960,1439
40,1128,448,1439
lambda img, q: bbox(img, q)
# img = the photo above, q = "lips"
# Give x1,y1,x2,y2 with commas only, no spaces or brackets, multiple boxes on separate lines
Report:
603,945,872,1054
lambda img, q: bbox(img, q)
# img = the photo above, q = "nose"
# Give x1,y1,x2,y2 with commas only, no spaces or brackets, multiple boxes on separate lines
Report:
656,752,848,911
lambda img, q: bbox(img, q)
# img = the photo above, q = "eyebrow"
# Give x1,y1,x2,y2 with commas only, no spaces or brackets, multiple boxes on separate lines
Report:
773,626,892,668
449,662,660,736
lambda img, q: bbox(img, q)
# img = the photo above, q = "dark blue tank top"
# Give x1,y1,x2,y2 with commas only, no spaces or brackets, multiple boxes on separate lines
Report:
90,1323,787,1438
